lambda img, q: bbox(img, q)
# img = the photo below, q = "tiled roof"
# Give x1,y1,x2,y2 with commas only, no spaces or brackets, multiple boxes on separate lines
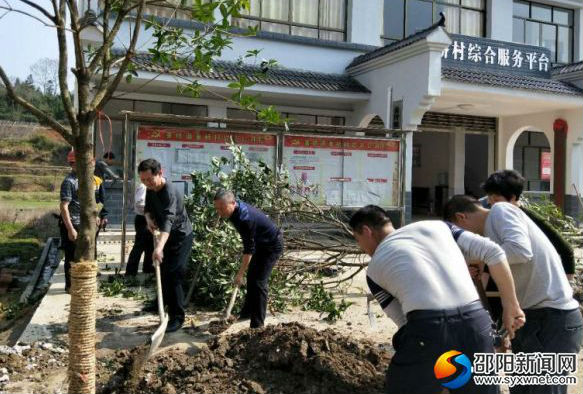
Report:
346,15,445,69
130,53,370,93
552,61,583,76
442,66,583,96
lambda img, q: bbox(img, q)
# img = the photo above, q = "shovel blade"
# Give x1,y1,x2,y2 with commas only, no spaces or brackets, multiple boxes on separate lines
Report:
147,313,169,358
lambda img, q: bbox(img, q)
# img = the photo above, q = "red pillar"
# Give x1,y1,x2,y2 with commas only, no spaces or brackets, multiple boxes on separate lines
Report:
553,118,568,210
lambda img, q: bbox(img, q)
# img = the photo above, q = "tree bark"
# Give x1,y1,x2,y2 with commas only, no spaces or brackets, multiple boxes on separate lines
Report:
73,123,98,262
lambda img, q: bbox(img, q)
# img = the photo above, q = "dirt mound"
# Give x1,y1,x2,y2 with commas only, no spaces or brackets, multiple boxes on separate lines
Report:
0,342,68,389
98,322,391,394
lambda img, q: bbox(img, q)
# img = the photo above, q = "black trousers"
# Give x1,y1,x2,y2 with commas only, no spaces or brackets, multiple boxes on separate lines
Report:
386,301,498,394
125,215,154,275
160,232,194,323
510,307,583,394
240,238,283,328
59,220,78,289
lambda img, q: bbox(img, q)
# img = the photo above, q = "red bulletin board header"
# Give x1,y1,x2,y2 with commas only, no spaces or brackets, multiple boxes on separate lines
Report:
138,126,276,147
284,135,399,152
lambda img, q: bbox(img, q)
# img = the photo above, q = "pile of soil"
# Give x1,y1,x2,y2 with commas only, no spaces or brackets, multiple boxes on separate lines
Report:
98,322,391,394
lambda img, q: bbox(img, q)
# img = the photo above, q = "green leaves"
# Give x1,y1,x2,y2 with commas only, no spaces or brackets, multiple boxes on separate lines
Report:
304,282,353,322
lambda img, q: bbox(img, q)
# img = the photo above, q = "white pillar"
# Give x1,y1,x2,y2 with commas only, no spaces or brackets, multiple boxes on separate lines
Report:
487,0,513,41
347,0,382,46
449,129,466,197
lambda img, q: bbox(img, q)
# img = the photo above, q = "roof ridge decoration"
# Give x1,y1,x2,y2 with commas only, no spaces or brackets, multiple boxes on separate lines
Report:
346,13,447,70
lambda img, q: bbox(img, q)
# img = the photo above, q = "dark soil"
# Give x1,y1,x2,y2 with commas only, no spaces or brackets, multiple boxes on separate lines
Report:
97,322,391,394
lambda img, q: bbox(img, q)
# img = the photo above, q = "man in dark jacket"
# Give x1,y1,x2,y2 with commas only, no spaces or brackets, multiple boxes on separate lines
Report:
139,158,194,333
59,150,108,293
213,190,283,328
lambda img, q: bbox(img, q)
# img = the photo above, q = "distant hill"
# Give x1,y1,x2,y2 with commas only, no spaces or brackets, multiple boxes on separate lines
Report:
0,122,70,192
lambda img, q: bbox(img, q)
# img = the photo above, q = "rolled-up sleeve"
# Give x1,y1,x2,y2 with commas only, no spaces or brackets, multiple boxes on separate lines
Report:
60,179,72,202
456,230,506,266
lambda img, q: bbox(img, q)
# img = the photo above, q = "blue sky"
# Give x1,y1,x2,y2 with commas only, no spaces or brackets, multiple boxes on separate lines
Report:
0,0,73,84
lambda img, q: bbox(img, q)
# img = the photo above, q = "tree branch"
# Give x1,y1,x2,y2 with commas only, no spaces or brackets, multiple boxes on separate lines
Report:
87,0,131,74
15,0,55,22
52,0,78,132
0,65,72,142
0,4,63,29
91,0,146,111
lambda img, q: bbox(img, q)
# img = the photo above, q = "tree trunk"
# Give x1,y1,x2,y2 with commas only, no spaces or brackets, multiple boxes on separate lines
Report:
69,120,98,394
74,122,97,262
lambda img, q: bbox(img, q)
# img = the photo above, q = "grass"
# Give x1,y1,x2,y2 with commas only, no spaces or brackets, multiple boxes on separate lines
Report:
0,191,59,201
0,221,43,263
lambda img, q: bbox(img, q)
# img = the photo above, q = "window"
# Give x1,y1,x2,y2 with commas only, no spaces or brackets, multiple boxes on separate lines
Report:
513,1,573,63
382,0,485,45
233,0,347,41
283,112,345,125
513,131,551,192
228,109,345,126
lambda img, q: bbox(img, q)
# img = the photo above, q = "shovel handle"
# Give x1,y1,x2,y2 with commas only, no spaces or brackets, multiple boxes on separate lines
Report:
153,231,165,319
224,287,239,320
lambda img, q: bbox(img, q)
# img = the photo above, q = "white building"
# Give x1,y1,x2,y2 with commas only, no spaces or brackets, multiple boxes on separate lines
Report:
80,0,583,224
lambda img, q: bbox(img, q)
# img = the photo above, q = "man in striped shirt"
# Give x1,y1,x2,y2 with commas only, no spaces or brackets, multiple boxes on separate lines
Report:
349,205,524,394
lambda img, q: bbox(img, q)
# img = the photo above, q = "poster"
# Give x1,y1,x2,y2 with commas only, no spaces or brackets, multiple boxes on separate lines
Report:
540,151,551,181
282,135,400,207
136,126,277,185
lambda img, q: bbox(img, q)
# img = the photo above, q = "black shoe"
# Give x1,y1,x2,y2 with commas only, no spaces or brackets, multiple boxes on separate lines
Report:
237,313,250,322
166,319,183,333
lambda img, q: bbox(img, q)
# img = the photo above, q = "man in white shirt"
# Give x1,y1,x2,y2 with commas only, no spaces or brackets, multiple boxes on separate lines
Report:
444,195,582,394
349,205,524,394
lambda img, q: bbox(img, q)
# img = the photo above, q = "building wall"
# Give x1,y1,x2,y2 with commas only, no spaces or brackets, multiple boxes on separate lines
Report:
498,107,583,218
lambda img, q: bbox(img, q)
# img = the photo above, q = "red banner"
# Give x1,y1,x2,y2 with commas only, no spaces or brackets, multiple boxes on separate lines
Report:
138,126,276,147
541,151,552,180
284,135,399,152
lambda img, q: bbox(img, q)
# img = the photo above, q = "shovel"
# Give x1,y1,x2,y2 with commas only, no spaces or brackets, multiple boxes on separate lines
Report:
366,293,378,329
147,230,168,358
223,286,240,321
129,231,168,384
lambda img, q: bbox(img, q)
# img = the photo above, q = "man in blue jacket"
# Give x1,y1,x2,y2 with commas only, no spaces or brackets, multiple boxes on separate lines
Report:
214,190,283,328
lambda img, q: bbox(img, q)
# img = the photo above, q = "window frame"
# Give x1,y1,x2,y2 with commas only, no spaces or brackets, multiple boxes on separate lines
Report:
233,0,348,41
381,0,486,45
512,1,574,64
514,131,551,192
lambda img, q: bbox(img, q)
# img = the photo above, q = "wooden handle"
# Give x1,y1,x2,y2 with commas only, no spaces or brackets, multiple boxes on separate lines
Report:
153,231,165,319
224,287,239,320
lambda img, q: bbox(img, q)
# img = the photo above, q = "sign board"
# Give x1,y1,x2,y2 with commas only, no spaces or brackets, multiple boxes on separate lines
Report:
442,34,552,78
541,151,552,181
136,125,277,185
282,135,401,207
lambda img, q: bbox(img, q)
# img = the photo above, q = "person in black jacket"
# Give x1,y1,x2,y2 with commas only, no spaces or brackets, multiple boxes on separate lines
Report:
139,158,194,333
213,190,283,328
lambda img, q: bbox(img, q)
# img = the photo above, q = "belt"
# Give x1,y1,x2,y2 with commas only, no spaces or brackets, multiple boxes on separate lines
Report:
407,300,484,321
523,307,579,319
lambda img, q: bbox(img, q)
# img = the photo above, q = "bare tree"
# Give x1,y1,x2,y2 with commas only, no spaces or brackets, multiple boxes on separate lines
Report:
30,57,58,94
